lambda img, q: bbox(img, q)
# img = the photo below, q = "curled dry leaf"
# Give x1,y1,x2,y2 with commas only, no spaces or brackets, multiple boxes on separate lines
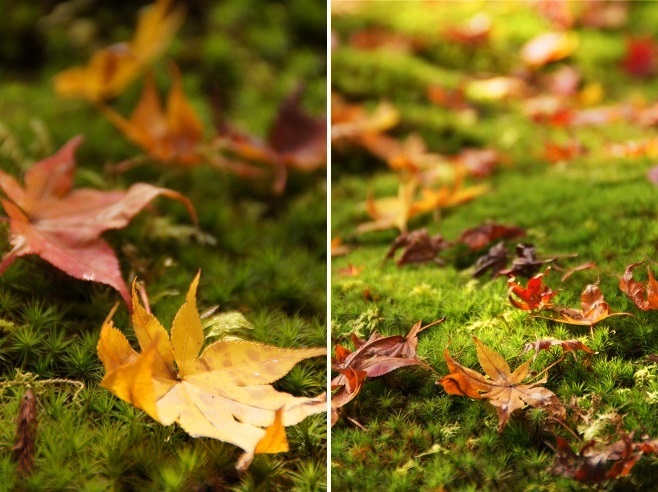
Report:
54,0,184,102
508,268,557,311
522,338,593,359
619,261,658,311
331,319,444,425
0,136,196,308
473,242,508,278
545,283,631,327
499,243,557,278
385,229,451,266
438,337,565,431
100,65,203,165
97,273,326,470
551,433,658,483
459,222,525,251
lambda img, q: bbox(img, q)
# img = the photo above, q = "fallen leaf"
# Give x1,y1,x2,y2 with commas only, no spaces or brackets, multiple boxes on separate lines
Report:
542,140,586,163
453,148,500,178
546,283,631,327
97,273,326,469
472,242,508,278
466,76,527,102
349,28,422,53
521,31,579,68
619,262,658,311
54,0,184,102
499,243,556,277
384,229,451,266
100,65,204,165
508,268,557,311
459,222,525,251
578,1,628,29
219,85,327,193
337,264,364,277
331,237,351,257
438,337,565,431
331,319,443,424
331,95,399,145
551,433,658,483
521,338,593,359
621,36,658,78
0,136,196,308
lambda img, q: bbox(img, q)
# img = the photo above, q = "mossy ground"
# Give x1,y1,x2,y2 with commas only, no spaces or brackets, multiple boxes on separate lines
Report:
332,3,658,491
0,1,326,490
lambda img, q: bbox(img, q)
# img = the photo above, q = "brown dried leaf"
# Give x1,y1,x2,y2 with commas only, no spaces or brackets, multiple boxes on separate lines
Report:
548,283,631,327
12,388,38,478
385,229,451,266
459,222,525,251
619,261,658,311
438,337,565,431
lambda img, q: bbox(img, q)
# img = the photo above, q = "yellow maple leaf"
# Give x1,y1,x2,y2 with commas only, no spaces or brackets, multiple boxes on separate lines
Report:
54,0,185,102
97,272,326,470
99,65,204,165
357,172,489,233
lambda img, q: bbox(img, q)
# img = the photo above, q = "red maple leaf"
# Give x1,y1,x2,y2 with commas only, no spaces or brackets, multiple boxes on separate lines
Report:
0,136,196,309
508,268,557,311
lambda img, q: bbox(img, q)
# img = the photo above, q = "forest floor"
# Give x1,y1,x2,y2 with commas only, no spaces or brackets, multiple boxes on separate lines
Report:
331,2,658,491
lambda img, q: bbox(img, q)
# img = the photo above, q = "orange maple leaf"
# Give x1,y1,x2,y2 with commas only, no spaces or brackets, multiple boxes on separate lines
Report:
438,337,565,431
100,65,204,165
54,0,185,102
546,283,631,327
97,273,326,470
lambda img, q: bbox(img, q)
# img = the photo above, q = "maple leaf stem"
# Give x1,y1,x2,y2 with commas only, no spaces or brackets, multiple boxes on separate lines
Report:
550,416,582,442
534,355,566,381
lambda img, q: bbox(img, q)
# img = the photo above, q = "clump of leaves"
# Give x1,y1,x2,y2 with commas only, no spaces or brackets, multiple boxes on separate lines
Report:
438,337,565,431
0,136,196,308
97,273,326,470
551,432,658,483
